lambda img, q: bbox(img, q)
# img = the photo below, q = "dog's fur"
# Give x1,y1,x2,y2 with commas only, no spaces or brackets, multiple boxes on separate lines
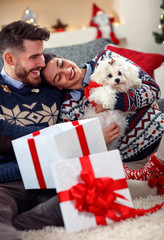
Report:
83,53,141,150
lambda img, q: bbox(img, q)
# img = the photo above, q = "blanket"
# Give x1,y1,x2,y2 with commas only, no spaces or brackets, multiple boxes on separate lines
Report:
20,195,164,240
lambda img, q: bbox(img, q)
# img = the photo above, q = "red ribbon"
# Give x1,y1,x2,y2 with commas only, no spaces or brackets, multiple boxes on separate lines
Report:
58,155,133,225
72,121,90,156
58,155,164,225
32,131,40,137
84,81,102,107
27,138,47,189
28,121,89,188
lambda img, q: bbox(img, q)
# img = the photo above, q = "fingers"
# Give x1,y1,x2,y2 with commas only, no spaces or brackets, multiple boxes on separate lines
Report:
103,122,120,145
151,101,159,110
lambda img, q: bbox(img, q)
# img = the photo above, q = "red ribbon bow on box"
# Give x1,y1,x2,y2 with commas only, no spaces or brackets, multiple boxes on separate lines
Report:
70,169,131,220
58,155,134,225
58,155,164,225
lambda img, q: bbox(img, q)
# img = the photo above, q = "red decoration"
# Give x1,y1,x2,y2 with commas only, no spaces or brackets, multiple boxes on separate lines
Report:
89,3,119,45
58,154,164,224
52,19,68,32
84,81,102,107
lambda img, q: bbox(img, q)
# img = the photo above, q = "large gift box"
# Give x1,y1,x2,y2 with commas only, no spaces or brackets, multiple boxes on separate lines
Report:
12,118,107,189
52,150,133,232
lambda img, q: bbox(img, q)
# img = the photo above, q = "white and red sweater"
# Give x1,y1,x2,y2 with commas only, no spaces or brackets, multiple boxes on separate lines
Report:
59,50,164,162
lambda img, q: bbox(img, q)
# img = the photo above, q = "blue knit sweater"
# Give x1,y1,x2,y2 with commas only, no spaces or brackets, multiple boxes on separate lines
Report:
0,75,65,182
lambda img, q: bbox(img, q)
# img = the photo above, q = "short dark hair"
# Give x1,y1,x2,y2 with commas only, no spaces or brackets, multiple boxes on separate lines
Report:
0,20,50,55
41,53,57,84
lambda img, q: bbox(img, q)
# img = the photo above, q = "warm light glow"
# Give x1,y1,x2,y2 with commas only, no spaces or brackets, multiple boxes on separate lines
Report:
114,22,120,26
158,24,162,29
25,10,30,14
81,25,87,29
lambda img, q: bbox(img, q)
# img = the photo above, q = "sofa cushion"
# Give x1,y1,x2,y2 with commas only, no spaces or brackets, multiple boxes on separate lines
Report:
44,38,112,66
105,44,164,78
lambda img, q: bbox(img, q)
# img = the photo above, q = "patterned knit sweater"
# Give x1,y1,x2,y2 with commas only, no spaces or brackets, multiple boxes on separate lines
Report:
59,50,164,162
0,75,65,182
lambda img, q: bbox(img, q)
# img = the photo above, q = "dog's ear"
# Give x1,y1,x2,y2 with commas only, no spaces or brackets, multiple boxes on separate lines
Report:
124,63,141,89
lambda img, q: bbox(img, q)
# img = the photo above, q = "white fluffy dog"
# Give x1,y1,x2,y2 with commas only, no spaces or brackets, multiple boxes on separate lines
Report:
83,53,141,150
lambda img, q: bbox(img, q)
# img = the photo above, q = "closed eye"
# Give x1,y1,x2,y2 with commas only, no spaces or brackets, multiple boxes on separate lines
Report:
58,59,63,68
108,73,113,78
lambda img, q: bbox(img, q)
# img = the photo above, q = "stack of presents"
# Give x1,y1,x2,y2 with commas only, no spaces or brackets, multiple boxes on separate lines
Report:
12,118,160,232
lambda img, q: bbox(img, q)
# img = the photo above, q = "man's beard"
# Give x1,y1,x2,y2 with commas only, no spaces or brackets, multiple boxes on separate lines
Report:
14,64,42,87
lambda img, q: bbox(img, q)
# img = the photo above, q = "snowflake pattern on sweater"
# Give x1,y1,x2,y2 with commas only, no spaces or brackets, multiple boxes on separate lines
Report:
0,76,65,139
59,50,164,162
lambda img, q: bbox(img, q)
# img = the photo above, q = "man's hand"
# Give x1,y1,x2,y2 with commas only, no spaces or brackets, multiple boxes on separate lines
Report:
103,122,120,145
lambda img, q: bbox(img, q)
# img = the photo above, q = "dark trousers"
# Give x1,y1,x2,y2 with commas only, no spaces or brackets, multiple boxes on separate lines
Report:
0,181,64,240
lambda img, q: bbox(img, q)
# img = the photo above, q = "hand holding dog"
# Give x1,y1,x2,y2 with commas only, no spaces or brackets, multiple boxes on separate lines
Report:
103,122,120,145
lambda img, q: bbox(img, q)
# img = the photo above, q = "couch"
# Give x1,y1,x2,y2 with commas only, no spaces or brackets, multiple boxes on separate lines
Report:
1,38,164,240
1,37,164,109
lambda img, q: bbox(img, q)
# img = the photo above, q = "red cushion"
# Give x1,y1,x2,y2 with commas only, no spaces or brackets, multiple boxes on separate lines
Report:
105,44,164,78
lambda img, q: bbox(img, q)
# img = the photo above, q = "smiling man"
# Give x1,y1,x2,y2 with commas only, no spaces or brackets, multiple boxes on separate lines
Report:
0,21,65,240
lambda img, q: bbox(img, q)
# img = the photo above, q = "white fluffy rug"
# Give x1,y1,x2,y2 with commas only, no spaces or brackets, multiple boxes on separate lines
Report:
20,195,164,240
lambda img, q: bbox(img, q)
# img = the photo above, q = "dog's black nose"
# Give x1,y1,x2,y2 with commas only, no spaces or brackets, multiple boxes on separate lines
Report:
115,78,120,84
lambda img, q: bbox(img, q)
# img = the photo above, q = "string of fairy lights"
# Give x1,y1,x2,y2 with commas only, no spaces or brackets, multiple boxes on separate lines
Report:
153,0,164,44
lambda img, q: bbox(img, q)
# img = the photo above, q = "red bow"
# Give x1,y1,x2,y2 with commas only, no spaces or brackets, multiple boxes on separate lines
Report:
58,155,164,225
70,170,129,217
84,81,102,107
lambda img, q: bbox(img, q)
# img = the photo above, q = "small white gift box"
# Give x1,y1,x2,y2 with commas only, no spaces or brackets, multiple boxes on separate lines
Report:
52,150,133,232
12,118,107,189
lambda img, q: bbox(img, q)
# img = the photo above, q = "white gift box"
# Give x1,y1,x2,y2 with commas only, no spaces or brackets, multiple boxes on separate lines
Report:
12,118,107,189
52,150,133,232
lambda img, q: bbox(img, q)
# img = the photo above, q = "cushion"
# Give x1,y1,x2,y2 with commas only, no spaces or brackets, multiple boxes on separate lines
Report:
45,38,112,66
105,44,164,78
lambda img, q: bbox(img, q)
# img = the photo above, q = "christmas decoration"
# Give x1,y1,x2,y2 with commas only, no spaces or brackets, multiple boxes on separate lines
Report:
89,3,119,45
52,19,68,32
153,0,164,44
22,7,38,25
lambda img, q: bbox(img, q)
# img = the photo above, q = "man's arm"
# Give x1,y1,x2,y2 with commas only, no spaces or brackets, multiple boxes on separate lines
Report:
0,118,44,139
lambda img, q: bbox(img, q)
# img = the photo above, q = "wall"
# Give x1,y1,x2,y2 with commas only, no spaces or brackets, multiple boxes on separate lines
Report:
0,0,163,54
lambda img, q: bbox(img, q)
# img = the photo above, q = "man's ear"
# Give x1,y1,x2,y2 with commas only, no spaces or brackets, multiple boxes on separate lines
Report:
4,52,16,66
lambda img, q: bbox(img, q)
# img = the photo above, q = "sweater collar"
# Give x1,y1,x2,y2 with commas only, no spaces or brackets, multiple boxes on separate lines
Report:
1,68,25,89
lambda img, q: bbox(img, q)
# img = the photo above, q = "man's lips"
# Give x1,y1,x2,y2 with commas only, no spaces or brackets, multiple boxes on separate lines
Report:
30,69,41,78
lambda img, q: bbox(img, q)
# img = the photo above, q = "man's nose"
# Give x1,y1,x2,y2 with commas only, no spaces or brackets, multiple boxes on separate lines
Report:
38,55,46,67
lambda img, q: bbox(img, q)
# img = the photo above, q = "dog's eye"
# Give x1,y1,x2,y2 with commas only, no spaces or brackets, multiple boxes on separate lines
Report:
118,71,122,76
108,74,113,78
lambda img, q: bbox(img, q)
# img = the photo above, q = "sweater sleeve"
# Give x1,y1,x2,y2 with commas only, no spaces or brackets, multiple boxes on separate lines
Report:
0,118,44,139
114,70,161,112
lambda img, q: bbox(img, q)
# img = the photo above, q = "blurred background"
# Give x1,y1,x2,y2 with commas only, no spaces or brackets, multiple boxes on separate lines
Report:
0,0,164,53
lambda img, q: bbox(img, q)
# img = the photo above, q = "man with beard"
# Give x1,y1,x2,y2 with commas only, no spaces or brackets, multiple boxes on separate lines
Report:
0,21,65,240
0,21,122,240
